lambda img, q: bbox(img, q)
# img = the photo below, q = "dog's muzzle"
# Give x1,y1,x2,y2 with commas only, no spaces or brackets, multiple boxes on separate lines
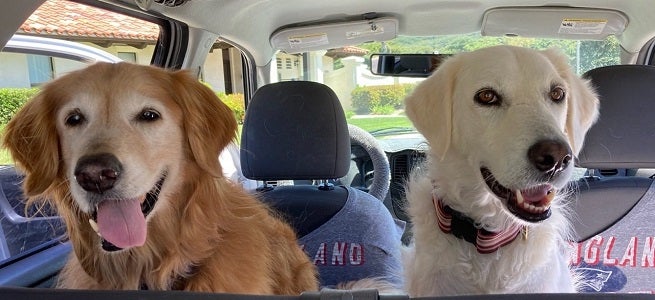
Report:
480,139,571,222
74,153,123,194
88,173,166,252
481,167,555,222
75,153,167,251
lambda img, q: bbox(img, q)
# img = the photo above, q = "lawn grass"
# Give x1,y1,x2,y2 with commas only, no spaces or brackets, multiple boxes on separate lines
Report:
347,116,412,132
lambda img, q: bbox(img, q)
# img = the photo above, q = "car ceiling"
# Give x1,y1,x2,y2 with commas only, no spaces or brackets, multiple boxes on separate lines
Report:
109,0,653,66
5,1,654,67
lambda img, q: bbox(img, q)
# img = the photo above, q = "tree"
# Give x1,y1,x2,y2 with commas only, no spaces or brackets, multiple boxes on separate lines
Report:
356,33,619,74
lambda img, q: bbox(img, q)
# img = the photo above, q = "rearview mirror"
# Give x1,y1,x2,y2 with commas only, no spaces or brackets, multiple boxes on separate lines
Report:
369,53,451,77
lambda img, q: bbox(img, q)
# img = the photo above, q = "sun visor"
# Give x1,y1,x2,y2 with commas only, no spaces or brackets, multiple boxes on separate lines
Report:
482,7,627,40
271,17,398,53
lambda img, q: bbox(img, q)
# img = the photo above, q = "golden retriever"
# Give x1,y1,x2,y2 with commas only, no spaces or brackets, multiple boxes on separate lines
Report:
402,46,599,295
3,62,318,293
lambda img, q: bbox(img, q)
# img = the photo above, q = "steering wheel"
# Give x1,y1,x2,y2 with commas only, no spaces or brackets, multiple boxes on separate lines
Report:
347,124,390,201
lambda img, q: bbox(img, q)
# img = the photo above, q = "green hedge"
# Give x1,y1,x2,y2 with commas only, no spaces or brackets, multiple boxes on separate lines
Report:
351,84,416,114
217,92,245,124
0,88,40,125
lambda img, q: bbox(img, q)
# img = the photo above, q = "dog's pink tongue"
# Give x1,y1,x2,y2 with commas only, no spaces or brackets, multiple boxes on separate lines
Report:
96,198,146,249
520,184,554,204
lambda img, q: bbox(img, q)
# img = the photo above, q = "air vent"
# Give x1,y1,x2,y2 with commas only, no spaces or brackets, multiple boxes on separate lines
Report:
390,153,412,222
389,151,426,222
599,169,618,176
393,155,409,182
391,151,425,183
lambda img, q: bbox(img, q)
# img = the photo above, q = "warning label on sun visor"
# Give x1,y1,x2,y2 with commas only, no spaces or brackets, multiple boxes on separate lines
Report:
288,33,329,49
559,18,607,35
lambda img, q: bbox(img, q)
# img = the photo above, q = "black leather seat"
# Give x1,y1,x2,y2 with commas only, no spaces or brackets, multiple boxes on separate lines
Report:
240,81,404,288
240,81,352,236
572,65,655,293
573,65,655,241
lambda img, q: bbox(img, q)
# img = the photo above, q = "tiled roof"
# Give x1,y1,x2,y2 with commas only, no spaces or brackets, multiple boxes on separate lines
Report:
18,0,159,42
339,46,369,55
326,45,369,58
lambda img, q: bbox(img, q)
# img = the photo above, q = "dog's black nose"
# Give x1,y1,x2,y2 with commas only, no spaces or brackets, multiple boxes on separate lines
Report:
528,140,572,177
74,153,123,194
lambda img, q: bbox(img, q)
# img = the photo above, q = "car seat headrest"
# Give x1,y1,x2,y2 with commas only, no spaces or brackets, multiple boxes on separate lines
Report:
577,65,655,169
240,81,351,180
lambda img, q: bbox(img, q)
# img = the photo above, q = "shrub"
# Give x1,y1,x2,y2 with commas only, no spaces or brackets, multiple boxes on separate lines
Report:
0,88,246,127
373,104,395,115
217,92,245,124
0,88,40,125
351,83,416,115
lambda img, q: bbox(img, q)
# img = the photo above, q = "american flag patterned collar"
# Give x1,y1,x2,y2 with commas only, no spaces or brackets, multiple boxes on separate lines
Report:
433,194,527,254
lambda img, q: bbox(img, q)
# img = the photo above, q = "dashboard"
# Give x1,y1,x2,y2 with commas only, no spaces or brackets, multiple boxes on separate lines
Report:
349,133,428,223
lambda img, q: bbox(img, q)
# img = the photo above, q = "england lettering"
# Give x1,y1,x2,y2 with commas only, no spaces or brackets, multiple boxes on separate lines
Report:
300,242,365,266
570,235,655,268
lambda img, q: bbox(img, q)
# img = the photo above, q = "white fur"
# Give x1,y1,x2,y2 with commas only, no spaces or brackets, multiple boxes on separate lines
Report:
402,45,599,296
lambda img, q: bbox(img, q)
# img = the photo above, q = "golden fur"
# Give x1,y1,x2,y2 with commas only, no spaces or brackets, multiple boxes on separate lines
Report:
3,62,318,293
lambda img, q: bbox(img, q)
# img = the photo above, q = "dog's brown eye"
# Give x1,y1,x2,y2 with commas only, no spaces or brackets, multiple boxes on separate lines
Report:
138,109,160,122
475,89,500,105
65,112,85,127
549,87,566,102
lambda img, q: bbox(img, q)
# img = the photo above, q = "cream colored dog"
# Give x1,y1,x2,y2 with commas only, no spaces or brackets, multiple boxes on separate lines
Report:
403,46,599,295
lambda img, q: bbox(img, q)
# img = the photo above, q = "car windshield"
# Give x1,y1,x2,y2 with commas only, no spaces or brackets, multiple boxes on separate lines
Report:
275,33,620,136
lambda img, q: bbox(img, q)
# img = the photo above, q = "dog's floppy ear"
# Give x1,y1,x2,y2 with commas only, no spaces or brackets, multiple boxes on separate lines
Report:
404,56,459,159
170,70,237,177
2,93,60,197
541,48,600,155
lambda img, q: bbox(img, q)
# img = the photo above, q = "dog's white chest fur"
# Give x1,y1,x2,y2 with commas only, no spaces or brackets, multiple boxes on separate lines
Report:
403,176,575,296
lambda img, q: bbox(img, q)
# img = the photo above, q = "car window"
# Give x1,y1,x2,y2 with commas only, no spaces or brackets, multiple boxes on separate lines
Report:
0,0,161,265
275,33,621,136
